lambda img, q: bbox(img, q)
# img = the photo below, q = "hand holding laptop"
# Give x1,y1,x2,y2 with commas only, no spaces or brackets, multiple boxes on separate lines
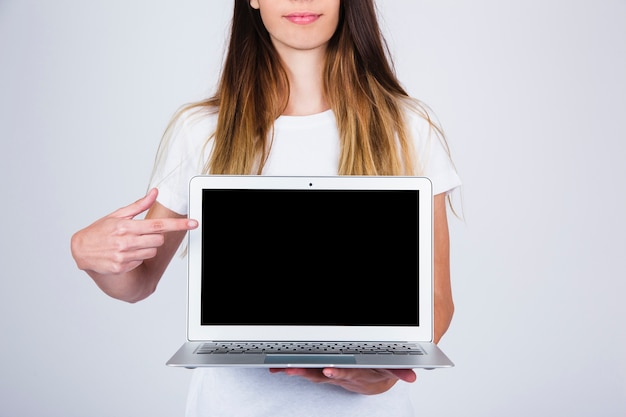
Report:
270,367,417,395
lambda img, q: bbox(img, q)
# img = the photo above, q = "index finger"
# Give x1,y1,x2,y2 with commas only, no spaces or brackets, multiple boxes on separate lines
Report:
141,217,198,234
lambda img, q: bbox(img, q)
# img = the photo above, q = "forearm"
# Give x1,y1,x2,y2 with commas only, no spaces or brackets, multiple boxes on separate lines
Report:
433,284,454,344
85,264,158,303
433,229,454,343
433,193,454,344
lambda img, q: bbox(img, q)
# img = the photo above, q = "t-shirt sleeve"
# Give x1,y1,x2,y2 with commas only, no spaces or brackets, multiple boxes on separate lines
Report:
148,108,216,215
409,109,462,196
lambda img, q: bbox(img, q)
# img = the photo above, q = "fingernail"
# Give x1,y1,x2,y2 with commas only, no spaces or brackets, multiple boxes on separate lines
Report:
188,220,198,228
323,369,335,378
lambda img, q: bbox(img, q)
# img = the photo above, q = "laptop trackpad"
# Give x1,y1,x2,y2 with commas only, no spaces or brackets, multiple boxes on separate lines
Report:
265,355,357,365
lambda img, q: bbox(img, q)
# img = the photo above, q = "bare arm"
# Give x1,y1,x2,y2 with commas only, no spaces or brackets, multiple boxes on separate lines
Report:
70,188,197,303
433,192,454,343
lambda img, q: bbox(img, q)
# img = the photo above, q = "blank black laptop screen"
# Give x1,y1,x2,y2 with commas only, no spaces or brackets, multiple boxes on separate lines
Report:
200,189,420,326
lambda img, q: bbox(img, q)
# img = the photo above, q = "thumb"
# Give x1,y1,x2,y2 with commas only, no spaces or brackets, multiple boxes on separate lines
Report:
110,188,159,220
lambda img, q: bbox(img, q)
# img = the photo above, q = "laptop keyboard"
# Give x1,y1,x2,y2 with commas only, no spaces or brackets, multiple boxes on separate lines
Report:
195,342,425,355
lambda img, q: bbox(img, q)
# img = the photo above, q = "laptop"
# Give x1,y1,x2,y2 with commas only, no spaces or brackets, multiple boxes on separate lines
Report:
166,175,454,369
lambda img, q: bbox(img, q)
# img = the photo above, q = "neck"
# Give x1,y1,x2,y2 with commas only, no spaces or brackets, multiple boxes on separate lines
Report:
277,46,328,116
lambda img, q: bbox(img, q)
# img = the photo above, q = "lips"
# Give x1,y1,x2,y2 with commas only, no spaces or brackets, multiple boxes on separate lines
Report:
284,13,321,25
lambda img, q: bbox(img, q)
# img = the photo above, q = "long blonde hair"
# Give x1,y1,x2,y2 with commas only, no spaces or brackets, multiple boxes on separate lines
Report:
158,0,452,179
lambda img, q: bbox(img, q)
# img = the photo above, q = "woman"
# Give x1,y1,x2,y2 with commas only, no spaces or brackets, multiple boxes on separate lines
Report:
71,1,461,415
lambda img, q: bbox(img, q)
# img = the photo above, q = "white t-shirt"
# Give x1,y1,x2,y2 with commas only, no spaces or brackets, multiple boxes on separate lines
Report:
150,107,461,417
150,108,461,215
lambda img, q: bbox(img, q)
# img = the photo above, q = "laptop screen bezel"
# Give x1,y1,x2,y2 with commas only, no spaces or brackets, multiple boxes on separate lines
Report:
186,175,434,342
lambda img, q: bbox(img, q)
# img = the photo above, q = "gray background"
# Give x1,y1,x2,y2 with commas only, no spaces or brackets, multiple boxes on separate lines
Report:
1,1,625,416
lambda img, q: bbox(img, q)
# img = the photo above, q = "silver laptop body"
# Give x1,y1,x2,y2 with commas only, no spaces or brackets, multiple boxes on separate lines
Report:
167,175,454,369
